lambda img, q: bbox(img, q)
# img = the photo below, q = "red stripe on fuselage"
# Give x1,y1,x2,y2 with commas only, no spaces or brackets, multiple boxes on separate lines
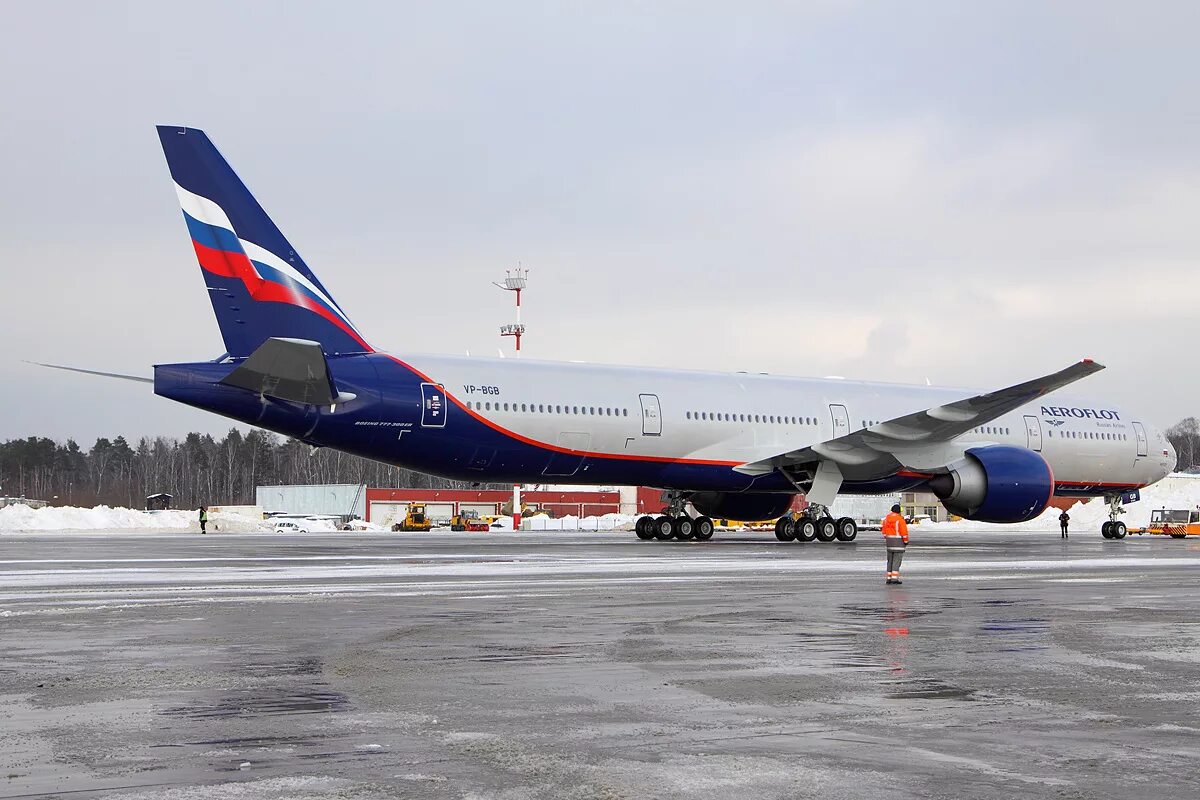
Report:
382,354,742,468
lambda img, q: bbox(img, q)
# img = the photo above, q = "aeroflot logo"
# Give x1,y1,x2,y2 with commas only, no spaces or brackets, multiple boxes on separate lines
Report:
1041,406,1121,421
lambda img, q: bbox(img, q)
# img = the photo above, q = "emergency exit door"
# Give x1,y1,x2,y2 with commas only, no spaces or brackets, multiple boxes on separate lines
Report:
639,394,662,436
1132,421,1148,457
828,404,850,437
1023,415,1042,452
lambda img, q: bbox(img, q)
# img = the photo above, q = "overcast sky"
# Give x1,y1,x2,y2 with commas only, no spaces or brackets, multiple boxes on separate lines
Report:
3,1,1198,443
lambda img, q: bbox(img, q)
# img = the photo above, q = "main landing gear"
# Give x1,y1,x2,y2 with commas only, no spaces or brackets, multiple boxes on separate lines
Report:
774,507,858,544
634,493,714,542
1100,494,1128,539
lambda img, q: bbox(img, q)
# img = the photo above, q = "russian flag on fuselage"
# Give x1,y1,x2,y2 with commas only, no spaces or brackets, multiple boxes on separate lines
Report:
157,126,371,357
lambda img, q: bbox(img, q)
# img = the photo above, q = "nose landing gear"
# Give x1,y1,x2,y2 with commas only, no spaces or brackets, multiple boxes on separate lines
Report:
1100,494,1128,539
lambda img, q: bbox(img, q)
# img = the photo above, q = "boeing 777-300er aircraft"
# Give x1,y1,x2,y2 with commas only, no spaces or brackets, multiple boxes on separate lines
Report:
41,127,1177,542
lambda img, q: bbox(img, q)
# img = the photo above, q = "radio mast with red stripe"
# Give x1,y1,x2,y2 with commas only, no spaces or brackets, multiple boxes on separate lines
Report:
494,267,529,530
494,268,528,356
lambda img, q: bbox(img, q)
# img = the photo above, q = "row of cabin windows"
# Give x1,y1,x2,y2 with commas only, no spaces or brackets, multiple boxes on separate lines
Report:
1047,430,1126,441
687,411,817,425
466,401,630,417
970,426,1011,436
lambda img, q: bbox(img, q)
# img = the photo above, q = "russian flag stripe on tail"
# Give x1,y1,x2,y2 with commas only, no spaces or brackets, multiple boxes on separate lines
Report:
157,126,372,357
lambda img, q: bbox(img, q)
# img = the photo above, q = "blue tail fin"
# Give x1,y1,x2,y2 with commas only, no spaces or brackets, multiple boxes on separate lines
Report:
156,125,372,357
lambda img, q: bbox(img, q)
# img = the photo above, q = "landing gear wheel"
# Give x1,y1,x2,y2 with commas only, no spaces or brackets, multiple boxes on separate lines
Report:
775,517,797,541
693,517,715,540
795,517,817,542
815,517,837,542
1101,521,1114,539
1110,521,1127,539
834,517,858,542
674,517,695,540
652,516,674,540
635,516,654,540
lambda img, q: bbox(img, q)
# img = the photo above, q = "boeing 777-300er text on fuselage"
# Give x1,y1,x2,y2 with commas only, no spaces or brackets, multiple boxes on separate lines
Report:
40,127,1177,542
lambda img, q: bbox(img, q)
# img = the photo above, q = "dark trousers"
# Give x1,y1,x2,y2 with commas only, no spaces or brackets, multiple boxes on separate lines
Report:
886,548,904,577
200,521,207,533
1060,523,1068,538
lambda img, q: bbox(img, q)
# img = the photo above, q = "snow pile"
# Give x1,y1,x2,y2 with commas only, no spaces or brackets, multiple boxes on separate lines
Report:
0,503,280,533
0,504,194,532
523,513,637,531
925,473,1200,532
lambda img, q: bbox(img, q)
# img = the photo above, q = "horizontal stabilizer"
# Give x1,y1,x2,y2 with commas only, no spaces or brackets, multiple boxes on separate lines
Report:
220,337,356,405
28,361,153,384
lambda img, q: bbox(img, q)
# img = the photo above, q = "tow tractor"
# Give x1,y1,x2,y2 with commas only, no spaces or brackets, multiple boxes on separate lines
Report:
1129,508,1200,539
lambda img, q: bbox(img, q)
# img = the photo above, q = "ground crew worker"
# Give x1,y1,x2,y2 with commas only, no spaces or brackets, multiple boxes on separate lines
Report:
1059,510,1070,539
882,504,909,584
199,506,208,534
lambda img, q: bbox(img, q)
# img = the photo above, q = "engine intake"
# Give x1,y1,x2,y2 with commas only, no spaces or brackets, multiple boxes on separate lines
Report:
927,445,1053,523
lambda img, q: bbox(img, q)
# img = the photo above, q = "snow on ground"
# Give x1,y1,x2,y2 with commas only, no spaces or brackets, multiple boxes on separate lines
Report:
524,513,636,531
926,473,1200,532
0,504,272,533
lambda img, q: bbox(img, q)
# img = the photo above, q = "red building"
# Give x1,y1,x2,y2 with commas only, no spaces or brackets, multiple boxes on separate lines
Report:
364,486,665,524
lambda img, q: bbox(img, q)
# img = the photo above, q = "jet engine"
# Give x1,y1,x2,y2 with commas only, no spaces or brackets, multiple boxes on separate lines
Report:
689,492,795,521
927,445,1053,523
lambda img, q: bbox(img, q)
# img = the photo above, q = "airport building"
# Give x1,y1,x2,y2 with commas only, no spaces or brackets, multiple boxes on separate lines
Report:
254,483,950,526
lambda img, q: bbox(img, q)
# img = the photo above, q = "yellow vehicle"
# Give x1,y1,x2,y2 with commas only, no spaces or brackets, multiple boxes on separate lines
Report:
1130,508,1200,539
448,510,490,532
391,502,433,532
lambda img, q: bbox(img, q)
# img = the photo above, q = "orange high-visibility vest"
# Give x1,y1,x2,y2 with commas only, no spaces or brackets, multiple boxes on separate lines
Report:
882,512,909,544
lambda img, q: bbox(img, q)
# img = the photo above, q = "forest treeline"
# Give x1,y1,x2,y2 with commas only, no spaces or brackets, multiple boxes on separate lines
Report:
3,418,1199,510
0,428,496,510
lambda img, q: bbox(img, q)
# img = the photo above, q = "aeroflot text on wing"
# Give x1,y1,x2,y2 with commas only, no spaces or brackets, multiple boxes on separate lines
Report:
1041,406,1121,420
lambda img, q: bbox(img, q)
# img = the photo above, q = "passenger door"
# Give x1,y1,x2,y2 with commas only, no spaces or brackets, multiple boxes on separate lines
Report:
1132,421,1148,457
1023,415,1042,452
420,383,447,428
640,394,662,436
828,404,850,437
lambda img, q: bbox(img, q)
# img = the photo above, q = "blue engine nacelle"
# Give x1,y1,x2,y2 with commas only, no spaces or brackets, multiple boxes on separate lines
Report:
927,445,1053,523
689,492,795,521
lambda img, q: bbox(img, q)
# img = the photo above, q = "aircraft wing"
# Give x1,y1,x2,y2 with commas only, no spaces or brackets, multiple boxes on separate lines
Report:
734,360,1105,495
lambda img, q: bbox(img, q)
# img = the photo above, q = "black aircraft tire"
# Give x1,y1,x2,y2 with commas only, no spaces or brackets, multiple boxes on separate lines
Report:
1101,521,1114,539
775,517,797,542
675,517,695,540
693,517,715,540
635,517,655,540
652,516,674,540
795,518,817,542
815,518,837,542
835,517,858,542
1111,521,1127,539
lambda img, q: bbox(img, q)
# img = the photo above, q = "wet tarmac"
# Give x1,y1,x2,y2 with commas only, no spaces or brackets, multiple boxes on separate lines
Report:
2,528,1199,799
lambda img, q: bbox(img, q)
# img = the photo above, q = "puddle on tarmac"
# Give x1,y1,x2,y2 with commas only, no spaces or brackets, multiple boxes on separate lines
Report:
475,643,584,663
161,687,350,719
885,678,977,701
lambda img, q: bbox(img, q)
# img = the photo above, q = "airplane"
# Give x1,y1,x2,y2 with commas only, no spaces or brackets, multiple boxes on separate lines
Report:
40,126,1177,542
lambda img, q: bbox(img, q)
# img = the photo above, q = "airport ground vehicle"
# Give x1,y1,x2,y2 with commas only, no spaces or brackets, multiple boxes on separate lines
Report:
391,502,433,532
1128,508,1200,538
449,510,490,532
273,520,308,533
